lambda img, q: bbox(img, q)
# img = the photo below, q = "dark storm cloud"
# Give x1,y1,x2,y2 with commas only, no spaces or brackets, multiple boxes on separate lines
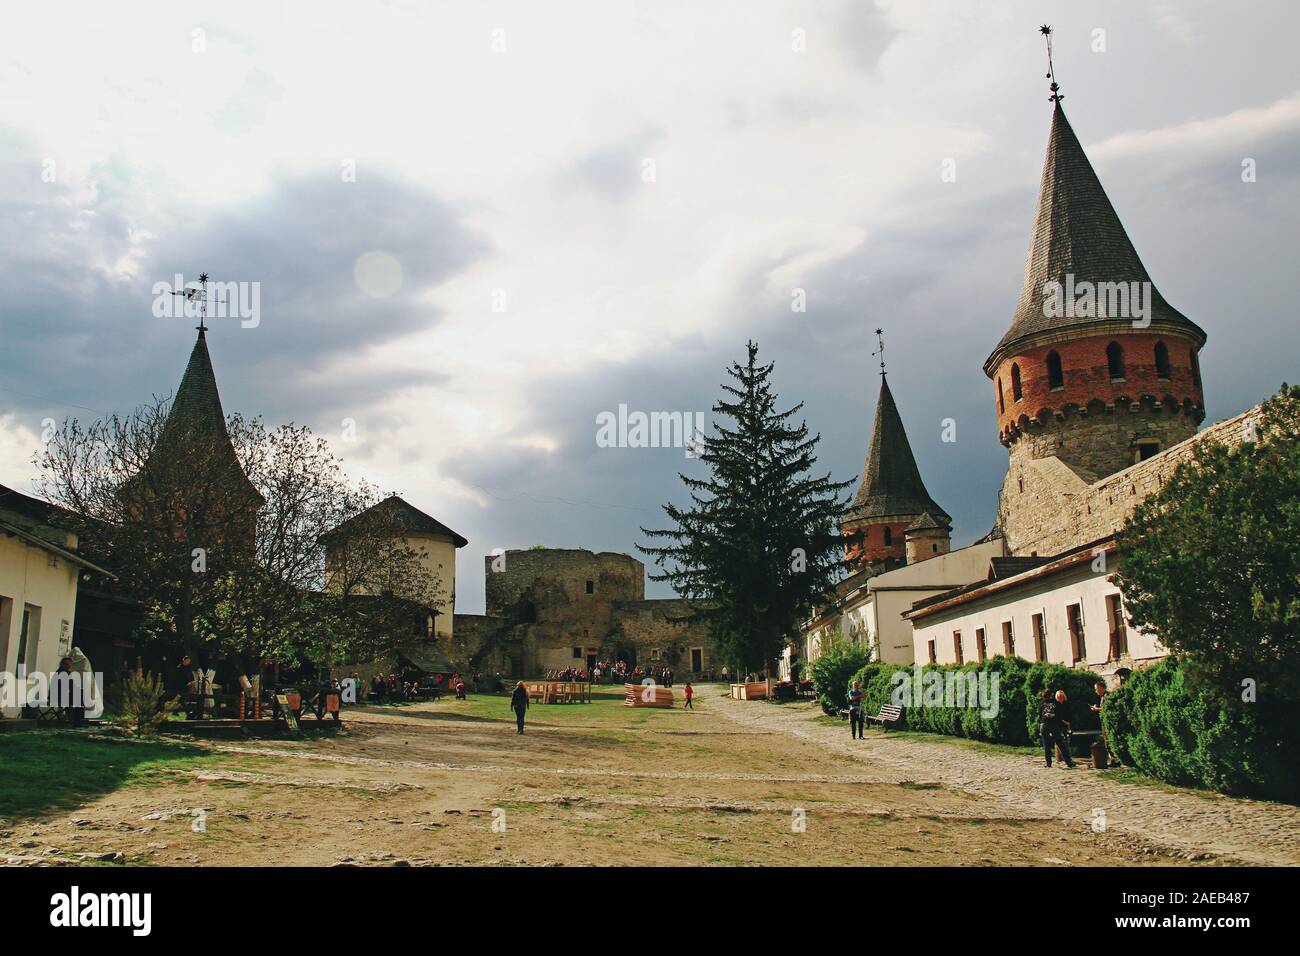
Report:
0,137,485,441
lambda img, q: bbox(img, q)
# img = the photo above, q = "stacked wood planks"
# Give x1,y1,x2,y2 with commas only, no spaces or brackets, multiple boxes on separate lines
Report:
624,682,675,708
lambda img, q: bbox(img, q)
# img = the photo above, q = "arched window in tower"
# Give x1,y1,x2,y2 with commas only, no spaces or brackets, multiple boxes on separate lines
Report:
996,377,1004,414
1011,363,1023,401
1154,341,1171,380
1106,341,1125,381
1190,348,1202,391
1046,350,1064,390
883,526,892,546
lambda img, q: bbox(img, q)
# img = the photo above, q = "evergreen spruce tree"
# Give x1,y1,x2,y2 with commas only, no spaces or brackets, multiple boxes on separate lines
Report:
639,341,853,676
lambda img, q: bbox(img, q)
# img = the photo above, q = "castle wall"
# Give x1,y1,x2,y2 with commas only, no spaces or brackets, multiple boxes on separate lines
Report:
451,548,718,678
999,406,1260,557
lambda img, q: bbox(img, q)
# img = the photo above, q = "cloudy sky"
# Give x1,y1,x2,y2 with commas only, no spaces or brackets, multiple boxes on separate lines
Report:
2,0,1297,612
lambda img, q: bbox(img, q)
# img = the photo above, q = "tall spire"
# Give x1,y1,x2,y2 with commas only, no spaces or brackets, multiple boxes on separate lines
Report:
984,61,1205,374
846,376,949,523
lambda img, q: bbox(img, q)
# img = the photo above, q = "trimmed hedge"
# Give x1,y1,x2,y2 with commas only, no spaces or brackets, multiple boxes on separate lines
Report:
807,640,873,716
850,657,1101,748
1103,656,1300,802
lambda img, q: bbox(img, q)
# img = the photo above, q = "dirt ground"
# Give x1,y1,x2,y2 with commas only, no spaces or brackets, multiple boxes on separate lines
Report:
0,685,1207,866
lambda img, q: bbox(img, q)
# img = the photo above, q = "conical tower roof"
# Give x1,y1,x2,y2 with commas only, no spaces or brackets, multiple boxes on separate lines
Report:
846,376,949,523
984,101,1205,375
152,329,263,505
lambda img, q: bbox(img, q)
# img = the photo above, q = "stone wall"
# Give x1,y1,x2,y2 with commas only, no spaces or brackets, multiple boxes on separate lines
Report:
999,405,1260,557
449,548,718,678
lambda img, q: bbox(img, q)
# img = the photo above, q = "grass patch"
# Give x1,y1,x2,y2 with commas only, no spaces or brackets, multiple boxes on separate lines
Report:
0,731,225,820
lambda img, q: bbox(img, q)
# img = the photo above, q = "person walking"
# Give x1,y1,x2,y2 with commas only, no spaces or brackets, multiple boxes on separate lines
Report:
683,681,694,710
1038,688,1076,767
847,681,866,739
510,680,529,735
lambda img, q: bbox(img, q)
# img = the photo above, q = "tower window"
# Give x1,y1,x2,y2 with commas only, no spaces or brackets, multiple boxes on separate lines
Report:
883,527,892,546
1046,350,1064,390
585,579,594,594
1011,363,1023,401
1190,349,1202,390
1106,341,1125,381
1154,341,1171,380
996,377,1004,414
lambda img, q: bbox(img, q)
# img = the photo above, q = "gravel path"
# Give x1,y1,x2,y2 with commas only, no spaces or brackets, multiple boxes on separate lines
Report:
710,694,1300,866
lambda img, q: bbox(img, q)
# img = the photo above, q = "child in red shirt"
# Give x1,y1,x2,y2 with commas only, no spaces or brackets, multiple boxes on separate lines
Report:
683,682,694,710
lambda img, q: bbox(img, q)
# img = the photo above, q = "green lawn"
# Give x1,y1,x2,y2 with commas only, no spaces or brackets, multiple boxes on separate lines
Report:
360,682,705,729
0,732,223,820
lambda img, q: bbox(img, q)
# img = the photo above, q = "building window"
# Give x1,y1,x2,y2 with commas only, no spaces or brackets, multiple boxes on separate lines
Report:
1154,341,1171,380
1106,593,1128,660
975,627,987,662
572,647,583,659
883,526,892,546
1067,603,1086,663
1137,441,1160,462
585,580,594,594
1011,363,1023,401
1046,350,1064,389
1032,612,1047,661
997,377,1004,414
1190,348,1202,390
952,631,963,664
927,639,937,664
1001,620,1015,657
1106,341,1125,381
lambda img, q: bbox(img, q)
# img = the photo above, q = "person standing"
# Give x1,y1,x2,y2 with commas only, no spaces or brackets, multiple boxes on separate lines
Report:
1038,688,1076,768
510,680,529,735
683,681,694,710
847,681,866,739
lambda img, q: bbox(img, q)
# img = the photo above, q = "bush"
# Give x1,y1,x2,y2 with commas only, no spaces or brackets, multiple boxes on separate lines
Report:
808,639,873,715
1103,657,1300,802
114,670,180,736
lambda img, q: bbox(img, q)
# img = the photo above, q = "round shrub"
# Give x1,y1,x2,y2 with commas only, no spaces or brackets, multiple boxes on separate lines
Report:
807,639,873,716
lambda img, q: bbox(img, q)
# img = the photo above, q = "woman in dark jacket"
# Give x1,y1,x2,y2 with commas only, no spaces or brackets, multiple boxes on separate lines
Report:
510,681,529,734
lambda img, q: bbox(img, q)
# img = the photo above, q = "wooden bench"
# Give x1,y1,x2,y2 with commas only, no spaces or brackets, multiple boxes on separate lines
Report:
865,704,903,731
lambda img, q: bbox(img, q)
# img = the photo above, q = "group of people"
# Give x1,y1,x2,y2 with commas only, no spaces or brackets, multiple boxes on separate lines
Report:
540,661,681,687
1037,680,1112,769
367,672,469,702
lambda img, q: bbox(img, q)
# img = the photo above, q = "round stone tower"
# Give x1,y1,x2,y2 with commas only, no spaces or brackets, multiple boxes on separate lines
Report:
988,100,1207,549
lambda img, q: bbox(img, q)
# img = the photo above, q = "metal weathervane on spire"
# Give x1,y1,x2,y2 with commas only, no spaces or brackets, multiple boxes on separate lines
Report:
872,328,886,377
170,272,223,334
1040,24,1063,104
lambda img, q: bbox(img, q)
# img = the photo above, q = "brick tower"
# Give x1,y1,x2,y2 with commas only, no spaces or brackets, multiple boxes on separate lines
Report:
843,371,950,571
988,75,1207,551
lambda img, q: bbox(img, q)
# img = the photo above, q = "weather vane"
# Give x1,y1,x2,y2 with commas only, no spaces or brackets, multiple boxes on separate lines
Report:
1040,25,1063,104
170,271,218,333
872,327,886,376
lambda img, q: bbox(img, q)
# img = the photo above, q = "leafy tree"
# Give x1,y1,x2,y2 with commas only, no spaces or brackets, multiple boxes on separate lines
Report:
36,398,444,683
1115,384,1300,699
639,341,853,676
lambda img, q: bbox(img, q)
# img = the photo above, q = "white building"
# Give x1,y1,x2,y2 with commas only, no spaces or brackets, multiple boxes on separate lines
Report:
0,484,109,718
905,539,1160,670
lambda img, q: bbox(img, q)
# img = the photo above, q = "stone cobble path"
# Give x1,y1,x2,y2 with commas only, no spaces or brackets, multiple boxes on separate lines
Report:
710,693,1300,866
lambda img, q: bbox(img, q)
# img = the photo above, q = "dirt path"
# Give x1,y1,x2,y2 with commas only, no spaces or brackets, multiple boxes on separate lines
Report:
0,687,1244,866
710,692,1300,866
